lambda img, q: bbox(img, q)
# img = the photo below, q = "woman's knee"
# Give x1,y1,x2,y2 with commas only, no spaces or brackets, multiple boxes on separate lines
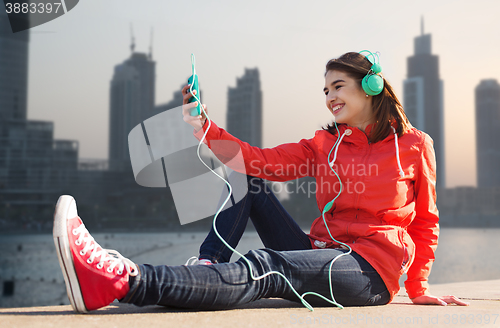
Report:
238,249,287,274
363,289,391,306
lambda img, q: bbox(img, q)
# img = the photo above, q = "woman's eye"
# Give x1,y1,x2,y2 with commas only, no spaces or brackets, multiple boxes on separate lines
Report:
335,85,342,90
324,91,329,96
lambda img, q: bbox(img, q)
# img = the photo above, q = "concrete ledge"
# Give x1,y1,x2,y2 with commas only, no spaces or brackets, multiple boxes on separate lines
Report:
1,279,499,328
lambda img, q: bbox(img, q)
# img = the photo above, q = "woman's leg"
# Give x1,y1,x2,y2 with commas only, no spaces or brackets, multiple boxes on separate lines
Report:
122,248,390,309
199,175,312,263
54,195,388,313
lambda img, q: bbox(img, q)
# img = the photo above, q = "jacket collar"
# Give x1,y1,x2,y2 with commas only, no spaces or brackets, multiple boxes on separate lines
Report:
326,120,400,145
324,120,405,178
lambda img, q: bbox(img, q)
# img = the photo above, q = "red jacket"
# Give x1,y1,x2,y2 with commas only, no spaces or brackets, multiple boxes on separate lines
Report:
196,121,439,302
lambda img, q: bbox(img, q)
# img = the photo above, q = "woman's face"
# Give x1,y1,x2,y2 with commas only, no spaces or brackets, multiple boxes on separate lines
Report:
324,70,374,132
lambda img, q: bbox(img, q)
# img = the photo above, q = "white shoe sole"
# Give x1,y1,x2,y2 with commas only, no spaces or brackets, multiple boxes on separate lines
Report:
53,195,88,313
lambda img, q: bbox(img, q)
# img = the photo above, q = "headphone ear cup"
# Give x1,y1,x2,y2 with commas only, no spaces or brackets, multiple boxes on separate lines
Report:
362,74,384,96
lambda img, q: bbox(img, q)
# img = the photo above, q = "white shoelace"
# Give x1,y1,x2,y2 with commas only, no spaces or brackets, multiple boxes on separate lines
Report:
73,224,138,276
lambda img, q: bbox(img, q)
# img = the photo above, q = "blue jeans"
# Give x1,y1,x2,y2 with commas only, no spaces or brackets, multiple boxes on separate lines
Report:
199,175,313,263
121,176,390,309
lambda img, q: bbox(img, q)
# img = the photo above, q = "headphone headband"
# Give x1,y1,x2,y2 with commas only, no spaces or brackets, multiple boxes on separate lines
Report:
359,50,379,65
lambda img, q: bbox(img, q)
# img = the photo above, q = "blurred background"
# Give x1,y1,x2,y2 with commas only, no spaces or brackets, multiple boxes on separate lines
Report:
1,0,499,307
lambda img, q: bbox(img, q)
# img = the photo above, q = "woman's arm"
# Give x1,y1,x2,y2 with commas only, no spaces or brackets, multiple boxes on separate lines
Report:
181,85,317,181
405,133,468,306
404,132,439,299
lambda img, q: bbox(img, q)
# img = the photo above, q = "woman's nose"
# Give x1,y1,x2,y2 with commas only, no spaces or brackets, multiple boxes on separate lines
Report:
327,93,336,106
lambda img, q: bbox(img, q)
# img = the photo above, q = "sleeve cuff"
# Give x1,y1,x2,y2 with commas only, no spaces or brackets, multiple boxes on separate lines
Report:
405,280,431,299
193,119,214,143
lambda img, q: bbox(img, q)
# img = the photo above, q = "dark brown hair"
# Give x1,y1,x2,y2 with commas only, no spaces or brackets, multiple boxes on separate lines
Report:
323,52,411,143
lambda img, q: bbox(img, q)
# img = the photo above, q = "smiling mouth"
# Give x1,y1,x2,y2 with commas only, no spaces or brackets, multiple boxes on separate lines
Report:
332,104,344,114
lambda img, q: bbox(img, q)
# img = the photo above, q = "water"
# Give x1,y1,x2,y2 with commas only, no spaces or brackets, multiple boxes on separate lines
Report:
429,228,500,283
1,228,499,308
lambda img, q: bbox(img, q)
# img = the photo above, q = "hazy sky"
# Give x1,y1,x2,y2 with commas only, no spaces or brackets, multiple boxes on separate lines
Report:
25,0,500,188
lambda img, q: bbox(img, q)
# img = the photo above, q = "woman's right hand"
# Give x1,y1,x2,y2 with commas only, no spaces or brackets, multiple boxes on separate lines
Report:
182,84,207,132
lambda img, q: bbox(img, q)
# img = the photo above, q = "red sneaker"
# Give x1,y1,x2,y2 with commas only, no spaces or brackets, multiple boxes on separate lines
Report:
53,195,138,313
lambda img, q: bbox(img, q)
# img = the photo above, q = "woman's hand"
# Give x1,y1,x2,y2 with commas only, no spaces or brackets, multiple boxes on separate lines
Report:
411,294,470,306
182,84,207,132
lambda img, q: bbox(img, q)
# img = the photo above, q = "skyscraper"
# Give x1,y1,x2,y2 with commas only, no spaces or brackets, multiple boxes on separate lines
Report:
475,79,500,187
108,46,155,170
226,68,262,147
0,11,79,222
0,11,29,120
403,19,445,187
109,63,141,170
127,52,156,119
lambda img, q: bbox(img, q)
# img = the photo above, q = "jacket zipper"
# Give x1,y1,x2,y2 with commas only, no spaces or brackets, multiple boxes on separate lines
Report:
347,134,371,239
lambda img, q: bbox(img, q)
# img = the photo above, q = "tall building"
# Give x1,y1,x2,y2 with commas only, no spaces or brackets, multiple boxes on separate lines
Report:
226,68,262,147
403,19,445,187
127,52,156,120
0,11,80,227
475,79,500,187
109,63,141,170
0,11,29,120
108,46,155,170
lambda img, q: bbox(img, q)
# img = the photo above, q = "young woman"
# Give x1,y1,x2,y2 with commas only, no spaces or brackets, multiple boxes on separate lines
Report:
53,52,468,313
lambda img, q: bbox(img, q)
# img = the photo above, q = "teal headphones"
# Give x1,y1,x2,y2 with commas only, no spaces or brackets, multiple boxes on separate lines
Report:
359,50,384,96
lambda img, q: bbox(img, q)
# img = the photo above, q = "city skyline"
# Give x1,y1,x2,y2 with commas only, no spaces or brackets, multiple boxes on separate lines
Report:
23,0,500,188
